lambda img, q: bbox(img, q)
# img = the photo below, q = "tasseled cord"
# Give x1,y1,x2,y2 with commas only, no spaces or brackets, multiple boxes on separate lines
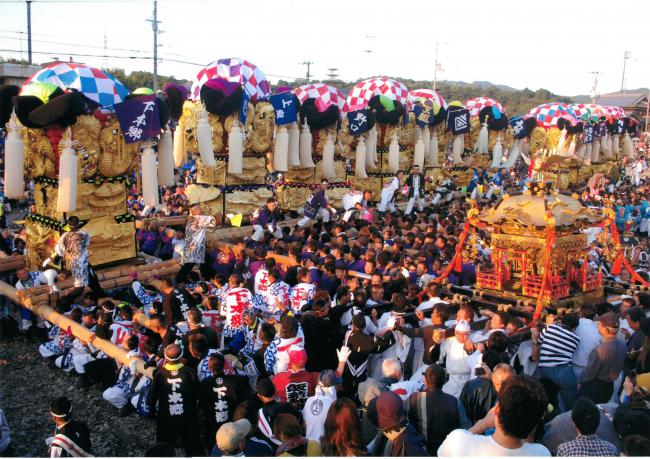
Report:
4,111,24,200
228,121,244,174
475,122,489,154
56,128,78,212
355,135,368,178
197,105,216,167
299,122,315,168
273,125,289,172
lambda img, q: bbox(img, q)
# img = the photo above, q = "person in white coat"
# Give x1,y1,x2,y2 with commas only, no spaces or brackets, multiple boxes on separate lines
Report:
303,370,339,442
377,170,404,215
438,321,474,398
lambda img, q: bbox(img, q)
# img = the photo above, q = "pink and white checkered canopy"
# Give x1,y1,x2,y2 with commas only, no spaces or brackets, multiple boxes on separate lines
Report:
465,97,504,117
343,77,409,113
294,83,346,111
408,89,448,112
190,57,271,102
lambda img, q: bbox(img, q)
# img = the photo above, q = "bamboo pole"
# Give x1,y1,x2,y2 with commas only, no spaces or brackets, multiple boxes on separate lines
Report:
0,255,26,272
0,280,154,378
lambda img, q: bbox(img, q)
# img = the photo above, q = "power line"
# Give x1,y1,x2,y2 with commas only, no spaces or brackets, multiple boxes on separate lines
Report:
0,33,149,53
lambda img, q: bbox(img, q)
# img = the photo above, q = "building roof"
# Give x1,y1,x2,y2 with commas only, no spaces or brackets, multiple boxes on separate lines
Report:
595,92,648,108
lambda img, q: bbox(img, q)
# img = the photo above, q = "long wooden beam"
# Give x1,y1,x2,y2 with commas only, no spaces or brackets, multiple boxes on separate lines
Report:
0,255,26,272
0,280,154,378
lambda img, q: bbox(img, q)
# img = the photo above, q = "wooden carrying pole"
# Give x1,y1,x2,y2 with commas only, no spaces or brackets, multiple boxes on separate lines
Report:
0,280,154,378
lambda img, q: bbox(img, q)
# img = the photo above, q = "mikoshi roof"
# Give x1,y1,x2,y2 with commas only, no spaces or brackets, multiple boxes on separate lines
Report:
190,57,271,102
343,77,409,112
478,191,606,229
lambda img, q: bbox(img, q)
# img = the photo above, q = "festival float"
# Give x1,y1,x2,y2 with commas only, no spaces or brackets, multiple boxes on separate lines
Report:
0,62,163,271
344,77,412,198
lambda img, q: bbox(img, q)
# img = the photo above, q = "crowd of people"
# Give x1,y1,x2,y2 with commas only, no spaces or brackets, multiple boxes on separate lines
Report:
3,151,650,457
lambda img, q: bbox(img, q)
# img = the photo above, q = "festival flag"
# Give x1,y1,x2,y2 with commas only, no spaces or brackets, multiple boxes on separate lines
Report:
240,90,250,124
413,104,433,128
346,108,370,135
270,92,297,125
114,94,161,144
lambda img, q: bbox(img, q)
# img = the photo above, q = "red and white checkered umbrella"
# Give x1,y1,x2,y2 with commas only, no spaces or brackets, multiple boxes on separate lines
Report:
528,102,577,128
465,97,504,117
408,89,448,112
294,83,346,111
190,57,271,101
605,106,626,120
343,77,409,113
571,103,606,120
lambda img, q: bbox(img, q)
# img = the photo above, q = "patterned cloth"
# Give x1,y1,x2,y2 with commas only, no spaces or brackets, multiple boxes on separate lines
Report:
605,106,626,120
528,103,577,129
190,57,271,101
343,78,409,112
22,62,129,108
181,215,216,264
556,434,618,456
465,97,503,117
294,83,345,111
408,89,448,112
571,103,606,121
54,231,91,287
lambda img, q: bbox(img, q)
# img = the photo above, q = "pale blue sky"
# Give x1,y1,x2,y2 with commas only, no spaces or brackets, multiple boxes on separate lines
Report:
0,0,646,96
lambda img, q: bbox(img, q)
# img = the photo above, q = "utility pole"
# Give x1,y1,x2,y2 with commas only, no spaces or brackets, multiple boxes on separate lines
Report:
26,0,32,64
147,0,160,92
589,71,601,103
326,67,339,80
301,61,313,82
103,32,108,68
645,90,650,133
621,51,631,93
432,41,450,92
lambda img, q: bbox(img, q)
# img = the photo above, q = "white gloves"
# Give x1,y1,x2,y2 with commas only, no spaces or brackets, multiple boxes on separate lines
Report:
42,257,51,268
336,345,351,363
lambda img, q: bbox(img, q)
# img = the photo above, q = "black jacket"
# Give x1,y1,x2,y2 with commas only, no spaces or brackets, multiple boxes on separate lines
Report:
459,377,497,425
149,364,199,424
405,173,426,199
408,389,461,455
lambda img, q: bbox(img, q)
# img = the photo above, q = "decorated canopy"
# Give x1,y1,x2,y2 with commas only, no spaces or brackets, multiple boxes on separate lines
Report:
571,103,606,121
465,97,503,117
605,105,626,120
528,102,577,129
294,83,346,111
343,77,408,112
190,57,271,102
21,62,129,108
408,89,447,113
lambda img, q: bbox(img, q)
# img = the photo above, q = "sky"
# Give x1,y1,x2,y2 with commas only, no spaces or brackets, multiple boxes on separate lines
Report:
0,0,647,97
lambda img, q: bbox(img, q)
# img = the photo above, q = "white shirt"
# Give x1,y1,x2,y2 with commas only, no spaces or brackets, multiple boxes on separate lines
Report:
438,429,551,456
302,387,336,442
341,191,365,211
573,317,601,368
254,268,271,295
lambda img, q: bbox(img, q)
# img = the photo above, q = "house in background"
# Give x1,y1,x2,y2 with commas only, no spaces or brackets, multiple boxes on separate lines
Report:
0,62,42,86
595,92,649,129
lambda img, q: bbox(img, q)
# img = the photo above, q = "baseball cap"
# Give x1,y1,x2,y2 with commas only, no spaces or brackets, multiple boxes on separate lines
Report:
368,391,406,431
288,346,308,368
216,419,251,453
598,312,619,329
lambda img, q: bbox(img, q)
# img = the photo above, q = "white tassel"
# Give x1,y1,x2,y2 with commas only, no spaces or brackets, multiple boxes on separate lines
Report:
413,135,425,169
388,132,400,172
157,128,175,187
322,131,336,180
141,142,159,208
172,120,186,167
584,143,593,165
612,134,620,156
603,133,612,158
591,139,601,163
228,121,244,174
576,142,586,159
422,126,430,160
355,136,368,178
273,126,289,172
567,137,576,156
365,125,377,170
299,123,315,168
490,136,503,168
623,133,634,159
3,112,24,200
197,106,216,167
475,122,489,154
56,128,78,212
557,128,567,154
452,135,464,164
501,139,520,169
288,122,300,167
428,128,439,167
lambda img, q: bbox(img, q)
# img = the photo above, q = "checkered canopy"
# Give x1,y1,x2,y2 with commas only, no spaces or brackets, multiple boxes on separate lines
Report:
528,102,577,128
465,97,504,117
571,103,606,121
190,57,271,102
294,83,346,111
343,77,409,113
605,105,626,120
408,89,448,113
22,62,129,108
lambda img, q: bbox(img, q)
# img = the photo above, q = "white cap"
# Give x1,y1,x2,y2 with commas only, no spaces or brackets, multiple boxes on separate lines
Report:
455,320,471,333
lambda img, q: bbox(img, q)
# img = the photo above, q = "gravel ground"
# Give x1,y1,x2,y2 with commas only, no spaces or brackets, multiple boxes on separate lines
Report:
0,336,156,457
